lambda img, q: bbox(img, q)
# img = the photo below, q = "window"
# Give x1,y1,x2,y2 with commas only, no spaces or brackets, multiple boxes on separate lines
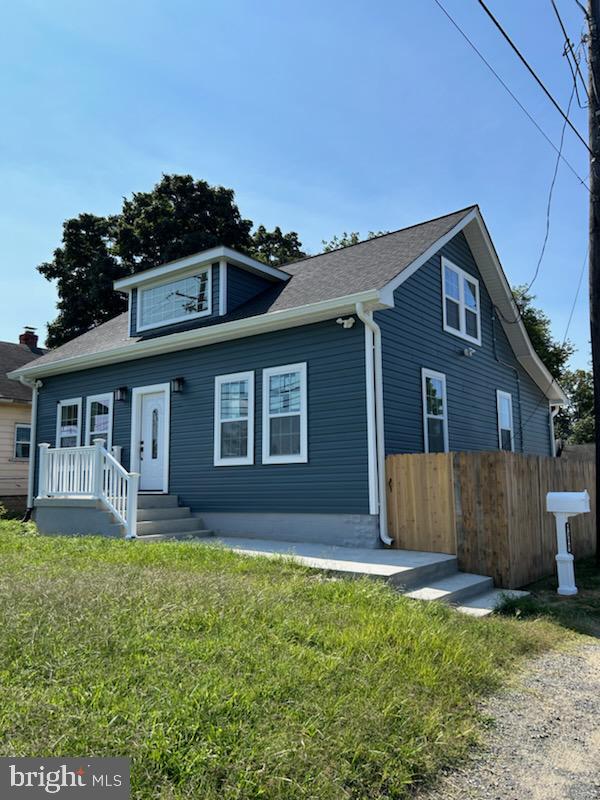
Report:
441,257,481,345
497,390,514,452
56,398,82,448
262,363,307,464
422,369,448,453
85,393,114,448
138,269,211,330
214,371,254,466
14,424,31,459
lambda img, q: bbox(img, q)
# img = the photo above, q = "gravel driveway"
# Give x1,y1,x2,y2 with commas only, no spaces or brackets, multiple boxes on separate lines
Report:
417,642,600,800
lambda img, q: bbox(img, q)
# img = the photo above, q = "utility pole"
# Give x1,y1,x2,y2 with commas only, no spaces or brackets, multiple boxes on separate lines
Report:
589,0,600,566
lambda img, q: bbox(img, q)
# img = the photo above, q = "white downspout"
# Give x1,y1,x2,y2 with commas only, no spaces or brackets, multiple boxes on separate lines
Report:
355,302,393,546
19,376,41,515
550,404,560,457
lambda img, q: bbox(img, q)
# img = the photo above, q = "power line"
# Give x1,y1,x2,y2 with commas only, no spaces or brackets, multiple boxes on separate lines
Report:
550,0,591,107
431,0,590,190
477,0,591,153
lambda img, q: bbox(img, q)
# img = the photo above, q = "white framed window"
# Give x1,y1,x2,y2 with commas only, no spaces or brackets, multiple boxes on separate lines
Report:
441,257,481,345
422,369,448,453
138,268,212,331
14,424,31,459
262,363,307,464
56,398,82,448
214,371,254,466
85,393,114,448
497,390,515,452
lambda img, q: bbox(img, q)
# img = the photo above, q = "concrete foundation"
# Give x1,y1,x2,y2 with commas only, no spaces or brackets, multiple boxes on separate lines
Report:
194,511,381,549
33,498,122,537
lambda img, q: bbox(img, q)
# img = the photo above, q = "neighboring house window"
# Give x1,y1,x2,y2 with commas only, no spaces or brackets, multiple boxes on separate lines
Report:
422,369,448,453
214,371,254,466
14,424,31,459
441,257,481,345
56,398,82,448
497,390,515,451
262,363,308,464
85,393,114,448
138,269,211,330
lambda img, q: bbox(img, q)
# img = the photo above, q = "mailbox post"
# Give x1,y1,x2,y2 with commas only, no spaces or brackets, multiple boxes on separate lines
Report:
546,491,591,596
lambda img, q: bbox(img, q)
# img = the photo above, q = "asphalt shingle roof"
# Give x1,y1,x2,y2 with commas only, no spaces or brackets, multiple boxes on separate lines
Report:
19,206,476,371
0,342,45,401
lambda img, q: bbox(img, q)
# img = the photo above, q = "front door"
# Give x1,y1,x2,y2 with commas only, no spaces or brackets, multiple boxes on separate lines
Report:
139,391,166,491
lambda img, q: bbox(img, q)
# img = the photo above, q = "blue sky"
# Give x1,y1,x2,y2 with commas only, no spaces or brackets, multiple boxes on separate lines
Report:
0,0,591,367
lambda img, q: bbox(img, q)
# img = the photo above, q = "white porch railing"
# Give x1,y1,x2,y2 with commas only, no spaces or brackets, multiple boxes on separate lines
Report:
38,439,139,539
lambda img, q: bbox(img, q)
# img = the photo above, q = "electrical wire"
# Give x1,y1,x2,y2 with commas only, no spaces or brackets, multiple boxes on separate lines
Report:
431,0,590,190
477,0,591,153
551,0,590,107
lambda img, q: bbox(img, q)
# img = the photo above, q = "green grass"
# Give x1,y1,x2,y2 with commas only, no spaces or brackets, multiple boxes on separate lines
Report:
500,557,600,637
0,520,565,799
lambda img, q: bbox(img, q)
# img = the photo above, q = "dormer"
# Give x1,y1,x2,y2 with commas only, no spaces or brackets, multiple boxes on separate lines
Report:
114,247,290,338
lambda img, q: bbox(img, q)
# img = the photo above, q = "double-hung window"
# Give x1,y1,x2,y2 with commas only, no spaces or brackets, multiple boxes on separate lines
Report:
262,363,307,464
138,268,211,331
442,257,481,345
14,424,31,459
497,390,514,451
214,371,254,466
85,393,114,448
422,369,448,453
56,398,82,448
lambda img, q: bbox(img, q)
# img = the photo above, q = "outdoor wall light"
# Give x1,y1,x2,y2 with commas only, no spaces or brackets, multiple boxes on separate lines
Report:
114,386,128,402
171,377,185,393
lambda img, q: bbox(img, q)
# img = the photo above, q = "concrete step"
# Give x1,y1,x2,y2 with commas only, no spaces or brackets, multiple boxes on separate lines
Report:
456,588,530,618
405,572,494,606
137,506,192,521
385,556,459,591
135,530,213,542
136,517,206,536
137,494,179,509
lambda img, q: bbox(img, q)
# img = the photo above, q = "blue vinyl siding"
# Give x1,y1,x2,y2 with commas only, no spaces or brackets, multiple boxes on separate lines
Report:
129,263,221,337
226,264,274,313
377,232,553,456
34,319,370,515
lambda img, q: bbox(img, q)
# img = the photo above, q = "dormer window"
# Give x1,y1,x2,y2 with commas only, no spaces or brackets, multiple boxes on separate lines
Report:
138,269,211,331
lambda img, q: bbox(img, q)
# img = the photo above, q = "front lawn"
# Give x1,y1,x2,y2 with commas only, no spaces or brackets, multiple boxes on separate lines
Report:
0,521,564,799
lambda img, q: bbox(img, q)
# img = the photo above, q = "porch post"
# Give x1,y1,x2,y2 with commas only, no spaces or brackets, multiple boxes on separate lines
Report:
125,472,140,539
38,443,50,498
93,438,105,499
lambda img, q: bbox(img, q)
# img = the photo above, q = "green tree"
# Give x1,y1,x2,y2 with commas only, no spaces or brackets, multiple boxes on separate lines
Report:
321,230,389,253
512,285,574,380
555,368,594,444
39,175,305,347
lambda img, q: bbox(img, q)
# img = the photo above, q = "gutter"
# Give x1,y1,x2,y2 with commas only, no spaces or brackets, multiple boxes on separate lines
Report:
355,302,394,546
18,375,41,519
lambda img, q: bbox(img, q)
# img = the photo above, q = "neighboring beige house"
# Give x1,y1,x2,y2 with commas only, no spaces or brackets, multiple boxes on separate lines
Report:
0,329,44,516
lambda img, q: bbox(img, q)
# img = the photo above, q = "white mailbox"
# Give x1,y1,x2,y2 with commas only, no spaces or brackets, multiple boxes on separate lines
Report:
546,490,590,596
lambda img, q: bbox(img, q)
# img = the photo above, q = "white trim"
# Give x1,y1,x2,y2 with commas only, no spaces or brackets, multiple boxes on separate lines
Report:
85,392,114,448
55,397,82,448
496,389,515,452
261,362,308,464
219,259,228,316
363,323,379,514
10,290,384,381
441,256,482,346
114,246,289,291
130,383,170,493
421,369,449,453
214,371,254,466
14,422,31,460
136,265,212,332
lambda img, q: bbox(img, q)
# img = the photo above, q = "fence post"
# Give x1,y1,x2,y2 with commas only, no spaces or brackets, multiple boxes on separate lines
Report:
38,443,50,498
93,438,105,499
125,472,140,539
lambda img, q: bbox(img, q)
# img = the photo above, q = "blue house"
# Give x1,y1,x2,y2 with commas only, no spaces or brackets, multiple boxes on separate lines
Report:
10,206,566,549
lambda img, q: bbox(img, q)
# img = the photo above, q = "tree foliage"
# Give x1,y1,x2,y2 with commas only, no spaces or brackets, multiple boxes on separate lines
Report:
321,231,389,253
40,175,304,347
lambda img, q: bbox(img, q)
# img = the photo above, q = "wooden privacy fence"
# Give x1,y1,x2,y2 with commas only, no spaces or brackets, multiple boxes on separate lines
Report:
386,452,596,588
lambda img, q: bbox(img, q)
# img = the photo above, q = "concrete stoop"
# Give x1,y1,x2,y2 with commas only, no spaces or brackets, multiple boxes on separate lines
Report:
133,494,212,541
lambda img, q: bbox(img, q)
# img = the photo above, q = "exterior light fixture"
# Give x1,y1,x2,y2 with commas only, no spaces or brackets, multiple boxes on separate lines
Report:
171,377,185,393
114,386,128,402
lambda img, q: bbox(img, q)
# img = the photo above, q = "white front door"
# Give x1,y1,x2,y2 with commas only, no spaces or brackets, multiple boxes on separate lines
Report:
138,391,167,491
